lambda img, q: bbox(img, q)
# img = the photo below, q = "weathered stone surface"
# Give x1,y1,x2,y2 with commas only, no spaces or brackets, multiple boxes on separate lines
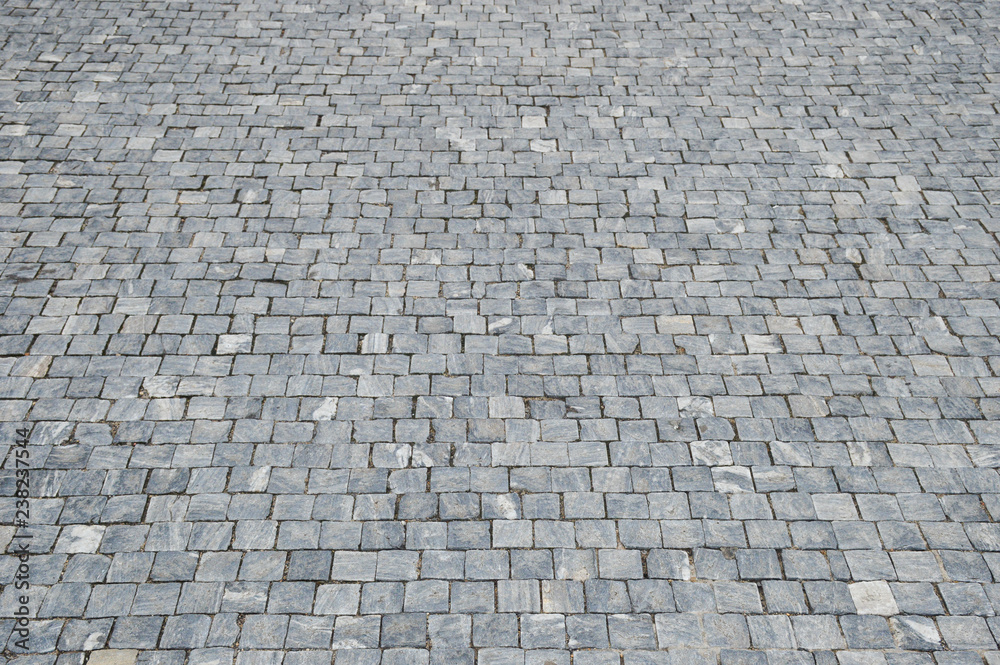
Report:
2,0,1000,662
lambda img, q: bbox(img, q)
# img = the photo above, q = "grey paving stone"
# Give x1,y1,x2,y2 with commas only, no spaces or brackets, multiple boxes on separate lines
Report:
4,0,1000,661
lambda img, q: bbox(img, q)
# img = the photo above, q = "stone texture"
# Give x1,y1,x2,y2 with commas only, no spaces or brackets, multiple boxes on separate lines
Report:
2,0,1000,663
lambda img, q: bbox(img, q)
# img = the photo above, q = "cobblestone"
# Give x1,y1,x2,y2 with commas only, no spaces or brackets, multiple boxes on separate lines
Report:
2,0,1000,662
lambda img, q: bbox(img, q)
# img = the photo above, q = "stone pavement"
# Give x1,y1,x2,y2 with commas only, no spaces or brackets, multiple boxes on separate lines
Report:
0,0,999,663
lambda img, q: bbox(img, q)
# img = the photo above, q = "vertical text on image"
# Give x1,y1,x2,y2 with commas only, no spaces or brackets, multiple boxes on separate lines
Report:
12,425,31,652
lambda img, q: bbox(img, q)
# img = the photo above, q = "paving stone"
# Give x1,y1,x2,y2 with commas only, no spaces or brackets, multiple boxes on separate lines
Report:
87,651,138,665
4,0,1000,661
889,616,942,651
